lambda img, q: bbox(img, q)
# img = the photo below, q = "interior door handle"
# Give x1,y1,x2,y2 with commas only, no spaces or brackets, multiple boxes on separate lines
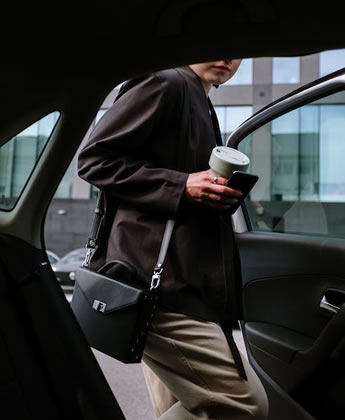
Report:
320,295,340,314
292,301,345,374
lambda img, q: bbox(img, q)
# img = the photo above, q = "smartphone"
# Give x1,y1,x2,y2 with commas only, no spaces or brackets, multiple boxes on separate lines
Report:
227,171,259,214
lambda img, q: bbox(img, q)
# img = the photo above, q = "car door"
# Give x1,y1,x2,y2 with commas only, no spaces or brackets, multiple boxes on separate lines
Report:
229,69,345,420
0,76,126,419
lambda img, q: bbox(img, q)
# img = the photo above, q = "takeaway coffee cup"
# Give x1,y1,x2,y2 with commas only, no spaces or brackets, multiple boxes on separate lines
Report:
208,146,250,179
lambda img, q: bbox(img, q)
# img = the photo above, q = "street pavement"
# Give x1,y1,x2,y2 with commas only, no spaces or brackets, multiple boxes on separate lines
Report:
93,350,155,419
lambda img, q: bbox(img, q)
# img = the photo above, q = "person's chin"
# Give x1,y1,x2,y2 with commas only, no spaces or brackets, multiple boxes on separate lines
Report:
213,76,230,85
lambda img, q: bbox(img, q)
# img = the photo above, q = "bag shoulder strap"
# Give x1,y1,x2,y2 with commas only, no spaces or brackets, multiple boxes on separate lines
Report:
148,69,191,288
84,196,174,291
83,191,105,266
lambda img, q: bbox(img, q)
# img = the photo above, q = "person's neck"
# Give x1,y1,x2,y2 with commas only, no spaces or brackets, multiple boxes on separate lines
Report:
200,80,212,96
189,65,212,96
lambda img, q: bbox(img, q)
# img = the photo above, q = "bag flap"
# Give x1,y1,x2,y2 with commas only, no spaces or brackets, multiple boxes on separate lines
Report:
74,267,147,314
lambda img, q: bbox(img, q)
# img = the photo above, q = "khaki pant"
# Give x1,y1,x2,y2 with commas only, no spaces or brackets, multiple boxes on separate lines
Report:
142,310,268,420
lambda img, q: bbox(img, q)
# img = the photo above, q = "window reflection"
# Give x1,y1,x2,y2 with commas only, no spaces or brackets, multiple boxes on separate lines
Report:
215,106,253,143
273,57,300,84
0,112,60,210
238,92,345,238
271,107,320,201
271,103,345,203
319,105,345,201
320,49,345,77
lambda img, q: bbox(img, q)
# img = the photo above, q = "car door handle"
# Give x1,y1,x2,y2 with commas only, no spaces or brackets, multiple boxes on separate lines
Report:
320,295,340,314
292,301,345,374
320,289,345,315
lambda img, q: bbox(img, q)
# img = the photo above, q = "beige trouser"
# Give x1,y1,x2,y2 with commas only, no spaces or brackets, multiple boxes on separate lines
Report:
142,310,269,420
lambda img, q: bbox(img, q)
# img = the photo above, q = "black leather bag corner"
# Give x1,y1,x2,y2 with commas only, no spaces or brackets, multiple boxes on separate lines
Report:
71,259,158,363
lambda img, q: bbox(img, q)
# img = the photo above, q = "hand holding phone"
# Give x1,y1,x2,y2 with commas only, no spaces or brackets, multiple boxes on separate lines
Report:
227,171,258,214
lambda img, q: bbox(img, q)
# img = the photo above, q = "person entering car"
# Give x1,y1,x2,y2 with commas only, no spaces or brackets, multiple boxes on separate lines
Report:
78,59,269,419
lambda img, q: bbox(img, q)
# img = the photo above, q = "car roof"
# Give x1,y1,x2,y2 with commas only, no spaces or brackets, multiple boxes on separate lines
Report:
2,3,345,84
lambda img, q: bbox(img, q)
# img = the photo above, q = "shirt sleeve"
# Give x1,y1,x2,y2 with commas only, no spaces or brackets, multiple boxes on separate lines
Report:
77,72,189,218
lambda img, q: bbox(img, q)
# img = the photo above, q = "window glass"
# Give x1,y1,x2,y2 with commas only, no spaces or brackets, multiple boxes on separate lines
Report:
0,112,60,210
320,49,345,77
238,91,345,238
90,184,99,199
224,59,253,85
215,106,253,143
54,162,74,198
319,105,345,201
273,57,300,84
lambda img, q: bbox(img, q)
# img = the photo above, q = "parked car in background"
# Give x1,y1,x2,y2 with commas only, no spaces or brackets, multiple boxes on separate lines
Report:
46,250,60,265
51,248,86,292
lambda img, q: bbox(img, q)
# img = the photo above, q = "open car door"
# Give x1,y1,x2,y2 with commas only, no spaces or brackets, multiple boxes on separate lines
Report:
229,69,345,420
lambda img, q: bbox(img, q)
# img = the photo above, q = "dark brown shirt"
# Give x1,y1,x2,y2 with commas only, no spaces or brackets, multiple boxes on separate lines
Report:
78,66,240,323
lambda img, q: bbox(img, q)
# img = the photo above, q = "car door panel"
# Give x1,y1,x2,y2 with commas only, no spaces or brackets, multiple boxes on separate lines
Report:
237,231,345,390
228,74,345,419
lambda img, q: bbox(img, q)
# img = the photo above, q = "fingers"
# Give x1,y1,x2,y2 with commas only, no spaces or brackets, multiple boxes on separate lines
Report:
201,189,241,210
206,172,242,199
210,173,227,186
202,195,239,210
206,182,242,198
184,170,243,210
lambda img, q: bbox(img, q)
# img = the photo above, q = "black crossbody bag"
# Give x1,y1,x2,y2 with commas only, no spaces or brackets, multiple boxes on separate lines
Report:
71,204,175,363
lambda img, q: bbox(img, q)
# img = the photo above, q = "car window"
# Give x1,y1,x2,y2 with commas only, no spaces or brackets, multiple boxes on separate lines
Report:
0,112,60,210
238,91,345,238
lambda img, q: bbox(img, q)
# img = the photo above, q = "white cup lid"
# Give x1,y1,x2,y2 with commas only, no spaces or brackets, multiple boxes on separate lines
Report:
209,146,249,178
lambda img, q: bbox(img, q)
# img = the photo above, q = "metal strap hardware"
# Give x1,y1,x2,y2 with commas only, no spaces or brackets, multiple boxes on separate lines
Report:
150,267,163,290
83,190,105,267
92,299,107,312
83,247,95,267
